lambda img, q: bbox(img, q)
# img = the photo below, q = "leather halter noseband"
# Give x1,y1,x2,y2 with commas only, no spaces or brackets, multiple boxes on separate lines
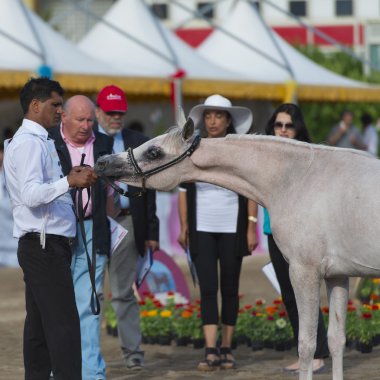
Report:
103,134,201,198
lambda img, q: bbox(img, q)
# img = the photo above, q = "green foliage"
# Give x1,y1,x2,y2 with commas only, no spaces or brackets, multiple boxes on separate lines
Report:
104,301,117,329
289,45,380,144
357,310,374,344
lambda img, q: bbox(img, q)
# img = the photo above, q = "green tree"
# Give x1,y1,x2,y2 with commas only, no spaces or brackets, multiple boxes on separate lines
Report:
285,45,380,144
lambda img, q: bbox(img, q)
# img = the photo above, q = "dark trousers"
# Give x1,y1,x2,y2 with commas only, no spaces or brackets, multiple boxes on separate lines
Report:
267,234,329,358
194,231,242,326
17,235,82,380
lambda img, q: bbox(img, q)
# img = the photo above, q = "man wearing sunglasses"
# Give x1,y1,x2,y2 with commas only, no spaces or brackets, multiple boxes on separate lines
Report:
95,85,159,370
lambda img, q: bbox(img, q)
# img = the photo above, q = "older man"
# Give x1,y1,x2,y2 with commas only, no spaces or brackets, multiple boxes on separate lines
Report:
4,78,97,380
96,85,159,370
49,95,113,380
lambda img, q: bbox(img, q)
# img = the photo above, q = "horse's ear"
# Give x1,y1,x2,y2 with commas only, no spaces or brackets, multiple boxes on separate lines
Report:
177,106,187,128
182,117,195,141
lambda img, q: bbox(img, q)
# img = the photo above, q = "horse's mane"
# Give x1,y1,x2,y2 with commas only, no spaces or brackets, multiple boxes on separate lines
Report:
161,126,184,150
226,134,372,159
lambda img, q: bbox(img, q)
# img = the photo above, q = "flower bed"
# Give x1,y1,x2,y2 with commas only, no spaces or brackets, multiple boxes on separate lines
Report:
104,291,380,354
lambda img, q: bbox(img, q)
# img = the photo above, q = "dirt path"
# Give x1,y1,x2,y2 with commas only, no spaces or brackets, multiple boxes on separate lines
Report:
0,255,378,380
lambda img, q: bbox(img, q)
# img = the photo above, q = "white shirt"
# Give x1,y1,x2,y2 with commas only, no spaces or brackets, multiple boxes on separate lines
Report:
364,125,378,157
195,182,238,233
3,119,76,241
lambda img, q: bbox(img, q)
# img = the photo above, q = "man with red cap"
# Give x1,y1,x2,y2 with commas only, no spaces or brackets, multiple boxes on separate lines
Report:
96,85,159,370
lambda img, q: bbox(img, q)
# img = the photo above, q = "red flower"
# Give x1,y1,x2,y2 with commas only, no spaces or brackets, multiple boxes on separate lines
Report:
372,304,379,311
347,305,356,312
279,311,287,317
362,312,372,319
244,304,253,310
251,311,257,316
167,291,175,296
273,299,282,305
256,300,264,306
322,307,329,314
138,301,146,306
267,315,274,321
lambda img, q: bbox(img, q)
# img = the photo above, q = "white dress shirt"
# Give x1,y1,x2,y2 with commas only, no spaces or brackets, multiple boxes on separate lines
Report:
3,119,76,244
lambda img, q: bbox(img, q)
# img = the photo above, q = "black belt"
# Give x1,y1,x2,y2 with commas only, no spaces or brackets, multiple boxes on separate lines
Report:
119,208,131,216
22,232,74,245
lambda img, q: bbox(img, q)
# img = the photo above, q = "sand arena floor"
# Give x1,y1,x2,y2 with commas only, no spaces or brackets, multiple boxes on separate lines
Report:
1,254,378,380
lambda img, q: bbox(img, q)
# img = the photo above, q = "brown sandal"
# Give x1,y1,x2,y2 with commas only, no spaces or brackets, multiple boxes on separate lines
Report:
197,347,221,371
220,347,236,370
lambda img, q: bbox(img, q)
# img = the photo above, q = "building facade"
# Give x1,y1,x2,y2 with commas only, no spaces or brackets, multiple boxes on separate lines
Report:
26,0,380,69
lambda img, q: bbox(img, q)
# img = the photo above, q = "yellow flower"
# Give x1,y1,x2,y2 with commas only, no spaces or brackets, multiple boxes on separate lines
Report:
160,310,172,318
147,310,158,317
373,279,380,284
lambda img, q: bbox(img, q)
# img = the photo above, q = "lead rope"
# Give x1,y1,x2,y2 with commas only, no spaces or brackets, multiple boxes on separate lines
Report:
72,153,100,315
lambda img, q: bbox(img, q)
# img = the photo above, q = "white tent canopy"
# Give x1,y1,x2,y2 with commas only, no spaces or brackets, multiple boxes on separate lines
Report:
196,0,378,100
78,0,245,81
0,0,113,76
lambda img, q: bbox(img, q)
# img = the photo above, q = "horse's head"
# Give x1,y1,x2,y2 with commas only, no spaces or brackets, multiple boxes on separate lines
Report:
95,117,198,191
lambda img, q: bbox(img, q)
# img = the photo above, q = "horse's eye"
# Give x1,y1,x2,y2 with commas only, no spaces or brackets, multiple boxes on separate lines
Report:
146,146,163,160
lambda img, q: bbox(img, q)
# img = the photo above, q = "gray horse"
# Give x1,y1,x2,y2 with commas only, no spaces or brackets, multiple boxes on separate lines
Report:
95,118,380,380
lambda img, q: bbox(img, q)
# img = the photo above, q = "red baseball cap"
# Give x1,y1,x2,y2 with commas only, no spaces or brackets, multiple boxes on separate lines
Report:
96,85,128,113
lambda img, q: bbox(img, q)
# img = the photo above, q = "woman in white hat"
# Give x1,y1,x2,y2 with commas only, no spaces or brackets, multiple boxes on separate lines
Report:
178,94,258,371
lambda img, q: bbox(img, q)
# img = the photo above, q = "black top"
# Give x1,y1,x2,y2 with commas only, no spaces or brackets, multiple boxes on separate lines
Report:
49,127,113,256
181,182,249,260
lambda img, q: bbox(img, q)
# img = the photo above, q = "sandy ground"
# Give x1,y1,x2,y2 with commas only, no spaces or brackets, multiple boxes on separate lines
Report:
1,254,379,380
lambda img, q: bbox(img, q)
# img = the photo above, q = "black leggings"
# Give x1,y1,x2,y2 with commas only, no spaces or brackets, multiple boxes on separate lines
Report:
268,234,329,358
194,231,243,326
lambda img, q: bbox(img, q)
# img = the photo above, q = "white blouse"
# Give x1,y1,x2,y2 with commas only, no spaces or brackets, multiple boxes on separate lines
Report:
195,182,238,233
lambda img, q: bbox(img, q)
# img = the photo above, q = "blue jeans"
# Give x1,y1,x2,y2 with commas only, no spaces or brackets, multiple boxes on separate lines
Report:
71,220,108,380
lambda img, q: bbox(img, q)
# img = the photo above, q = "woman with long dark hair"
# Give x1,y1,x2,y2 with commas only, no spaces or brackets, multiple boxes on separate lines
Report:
264,103,329,374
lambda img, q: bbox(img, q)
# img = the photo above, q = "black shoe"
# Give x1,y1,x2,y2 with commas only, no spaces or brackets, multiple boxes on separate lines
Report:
126,357,144,370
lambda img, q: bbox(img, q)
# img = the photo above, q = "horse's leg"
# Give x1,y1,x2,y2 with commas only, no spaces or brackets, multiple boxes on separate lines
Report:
289,264,321,380
325,277,349,380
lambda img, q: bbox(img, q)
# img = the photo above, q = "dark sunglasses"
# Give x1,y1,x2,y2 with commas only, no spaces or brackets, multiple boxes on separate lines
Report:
274,121,295,129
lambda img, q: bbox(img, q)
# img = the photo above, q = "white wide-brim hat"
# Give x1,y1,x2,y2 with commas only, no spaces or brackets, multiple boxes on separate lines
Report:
188,94,253,135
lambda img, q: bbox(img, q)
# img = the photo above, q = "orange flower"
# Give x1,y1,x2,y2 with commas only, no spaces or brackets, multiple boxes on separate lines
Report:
140,310,149,317
181,310,192,318
265,306,278,315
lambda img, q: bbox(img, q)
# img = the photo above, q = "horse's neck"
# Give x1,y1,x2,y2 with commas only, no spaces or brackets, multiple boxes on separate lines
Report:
188,136,313,207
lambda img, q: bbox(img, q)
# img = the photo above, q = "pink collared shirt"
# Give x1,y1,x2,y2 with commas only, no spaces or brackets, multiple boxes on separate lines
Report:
61,126,95,217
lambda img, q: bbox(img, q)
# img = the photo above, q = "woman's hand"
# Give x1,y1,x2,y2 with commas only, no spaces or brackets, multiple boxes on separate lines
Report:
178,226,189,250
247,225,258,253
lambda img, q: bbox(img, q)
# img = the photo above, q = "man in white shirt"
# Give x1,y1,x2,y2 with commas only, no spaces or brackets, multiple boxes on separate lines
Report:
3,78,97,380
361,113,378,157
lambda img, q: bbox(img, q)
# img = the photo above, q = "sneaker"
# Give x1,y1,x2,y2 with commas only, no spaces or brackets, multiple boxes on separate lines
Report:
126,357,144,370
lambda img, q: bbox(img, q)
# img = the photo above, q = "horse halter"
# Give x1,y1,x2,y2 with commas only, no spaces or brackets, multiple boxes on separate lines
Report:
103,134,201,198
